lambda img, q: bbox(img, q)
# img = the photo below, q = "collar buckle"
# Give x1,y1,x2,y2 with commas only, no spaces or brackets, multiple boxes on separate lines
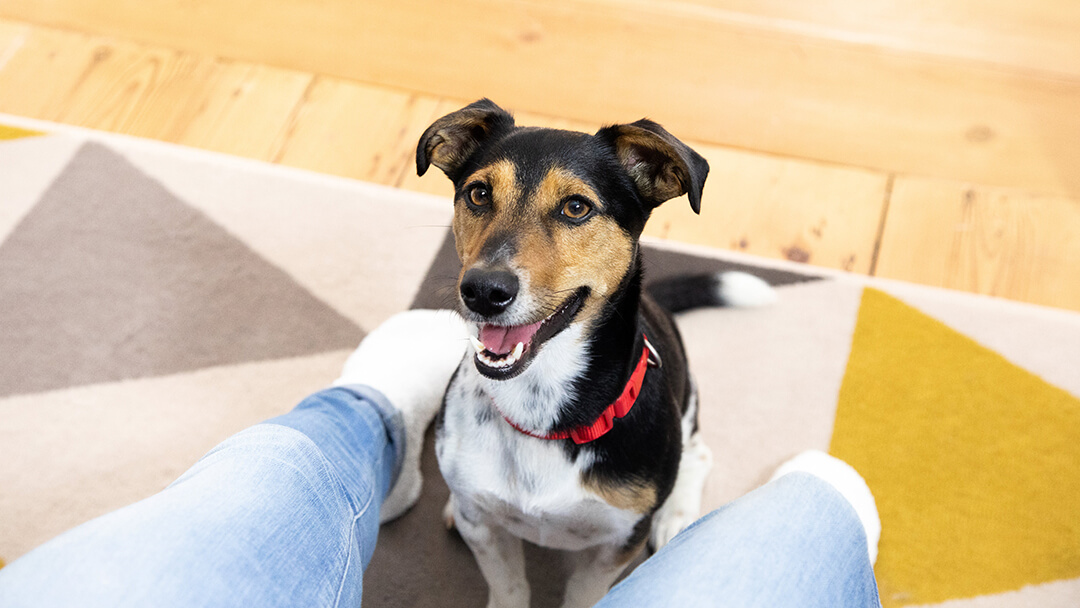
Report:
644,335,662,368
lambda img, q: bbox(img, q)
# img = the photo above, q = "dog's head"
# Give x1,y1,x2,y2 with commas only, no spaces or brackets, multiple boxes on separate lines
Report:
417,99,708,380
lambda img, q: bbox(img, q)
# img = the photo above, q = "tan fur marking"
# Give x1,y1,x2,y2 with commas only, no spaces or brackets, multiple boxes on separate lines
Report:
582,474,658,515
616,537,649,567
452,163,634,326
515,167,633,325
453,160,522,270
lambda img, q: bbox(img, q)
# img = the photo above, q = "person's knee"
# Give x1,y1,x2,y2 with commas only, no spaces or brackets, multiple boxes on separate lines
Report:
684,472,868,559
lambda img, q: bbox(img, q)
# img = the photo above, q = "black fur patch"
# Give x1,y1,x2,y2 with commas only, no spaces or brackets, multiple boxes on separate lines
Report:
475,403,496,426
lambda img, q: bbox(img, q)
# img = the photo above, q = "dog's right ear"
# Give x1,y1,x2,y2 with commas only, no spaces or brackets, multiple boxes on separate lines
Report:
416,99,516,181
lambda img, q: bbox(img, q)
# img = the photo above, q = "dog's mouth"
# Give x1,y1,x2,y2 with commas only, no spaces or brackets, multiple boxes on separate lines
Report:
469,287,589,380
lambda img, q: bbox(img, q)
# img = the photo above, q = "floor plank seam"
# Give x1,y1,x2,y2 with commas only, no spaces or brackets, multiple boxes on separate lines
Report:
269,75,319,165
869,173,896,277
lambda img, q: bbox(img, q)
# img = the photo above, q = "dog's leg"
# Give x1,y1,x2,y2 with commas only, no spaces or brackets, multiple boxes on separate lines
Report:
650,429,713,550
560,543,640,608
450,496,530,608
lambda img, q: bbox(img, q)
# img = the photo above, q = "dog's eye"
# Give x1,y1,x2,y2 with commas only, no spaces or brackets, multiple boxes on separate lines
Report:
467,184,491,208
561,199,592,220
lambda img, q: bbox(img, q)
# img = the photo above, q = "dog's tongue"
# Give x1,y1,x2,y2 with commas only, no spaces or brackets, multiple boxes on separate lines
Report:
479,321,543,355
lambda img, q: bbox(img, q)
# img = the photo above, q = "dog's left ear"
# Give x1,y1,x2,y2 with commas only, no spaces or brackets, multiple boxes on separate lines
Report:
596,120,709,214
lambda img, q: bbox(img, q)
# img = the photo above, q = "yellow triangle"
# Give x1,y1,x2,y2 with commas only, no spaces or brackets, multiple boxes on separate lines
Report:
830,288,1080,607
0,124,46,141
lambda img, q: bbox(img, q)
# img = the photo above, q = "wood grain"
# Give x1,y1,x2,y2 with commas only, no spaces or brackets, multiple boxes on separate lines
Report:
0,19,29,69
876,177,1080,310
0,25,310,161
4,0,1080,197
175,64,313,161
667,0,1080,78
645,144,889,273
0,26,220,140
273,78,443,185
0,26,102,121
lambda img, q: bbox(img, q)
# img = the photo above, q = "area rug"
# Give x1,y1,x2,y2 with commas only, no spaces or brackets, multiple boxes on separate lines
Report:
1,116,1078,607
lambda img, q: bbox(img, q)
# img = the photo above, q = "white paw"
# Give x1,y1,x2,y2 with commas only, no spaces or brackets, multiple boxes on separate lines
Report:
650,508,697,550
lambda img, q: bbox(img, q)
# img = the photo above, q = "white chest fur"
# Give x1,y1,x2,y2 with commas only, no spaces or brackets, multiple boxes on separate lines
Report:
436,326,643,551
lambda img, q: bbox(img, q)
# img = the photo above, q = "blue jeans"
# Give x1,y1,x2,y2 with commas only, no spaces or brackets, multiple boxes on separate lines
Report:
0,387,880,607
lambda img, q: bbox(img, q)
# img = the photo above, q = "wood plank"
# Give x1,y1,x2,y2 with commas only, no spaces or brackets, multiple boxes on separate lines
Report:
175,64,313,161
0,26,222,139
396,97,472,197
272,78,445,186
876,177,1080,311
660,0,1080,78
0,25,100,121
645,144,889,274
0,19,30,70
3,1,1079,197
0,25,307,160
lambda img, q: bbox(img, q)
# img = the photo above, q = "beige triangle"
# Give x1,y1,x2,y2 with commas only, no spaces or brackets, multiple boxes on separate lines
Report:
0,350,350,561
118,146,453,329
908,577,1080,608
0,134,81,244
678,278,863,508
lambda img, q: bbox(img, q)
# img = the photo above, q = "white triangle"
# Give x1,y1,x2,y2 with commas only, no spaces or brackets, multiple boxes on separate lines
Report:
0,134,81,244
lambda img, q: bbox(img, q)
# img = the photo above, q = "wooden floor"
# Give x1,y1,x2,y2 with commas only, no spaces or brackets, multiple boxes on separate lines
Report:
1,0,1078,311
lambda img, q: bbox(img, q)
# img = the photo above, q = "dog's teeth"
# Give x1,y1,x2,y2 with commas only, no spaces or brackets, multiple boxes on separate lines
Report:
475,340,527,370
470,336,486,354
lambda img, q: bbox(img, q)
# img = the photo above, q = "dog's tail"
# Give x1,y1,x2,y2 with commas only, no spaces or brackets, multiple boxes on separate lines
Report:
646,271,777,313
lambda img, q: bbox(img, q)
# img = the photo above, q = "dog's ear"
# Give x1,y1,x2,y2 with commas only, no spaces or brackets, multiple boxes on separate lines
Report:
416,98,516,180
596,120,709,214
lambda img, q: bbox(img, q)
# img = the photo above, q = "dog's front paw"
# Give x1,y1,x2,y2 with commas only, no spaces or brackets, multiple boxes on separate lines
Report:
649,508,696,550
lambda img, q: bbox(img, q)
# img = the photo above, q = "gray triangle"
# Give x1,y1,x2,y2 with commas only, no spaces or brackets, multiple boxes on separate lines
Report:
0,142,364,398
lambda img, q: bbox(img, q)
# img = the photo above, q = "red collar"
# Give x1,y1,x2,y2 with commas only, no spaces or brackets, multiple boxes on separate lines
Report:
495,334,659,445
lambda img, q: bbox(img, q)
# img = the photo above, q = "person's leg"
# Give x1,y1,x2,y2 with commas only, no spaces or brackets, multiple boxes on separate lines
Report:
0,310,468,608
597,470,882,608
0,386,395,608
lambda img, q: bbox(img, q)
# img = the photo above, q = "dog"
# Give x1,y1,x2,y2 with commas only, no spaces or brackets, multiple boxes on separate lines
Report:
416,99,773,608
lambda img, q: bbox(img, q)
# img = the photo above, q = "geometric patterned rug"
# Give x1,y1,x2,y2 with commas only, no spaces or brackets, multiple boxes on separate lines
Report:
1,116,1078,607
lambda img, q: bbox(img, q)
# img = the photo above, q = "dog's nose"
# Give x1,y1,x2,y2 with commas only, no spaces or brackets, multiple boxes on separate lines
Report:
460,268,519,317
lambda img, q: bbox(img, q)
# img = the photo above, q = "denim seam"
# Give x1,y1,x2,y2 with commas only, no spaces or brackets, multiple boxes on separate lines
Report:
332,519,358,608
